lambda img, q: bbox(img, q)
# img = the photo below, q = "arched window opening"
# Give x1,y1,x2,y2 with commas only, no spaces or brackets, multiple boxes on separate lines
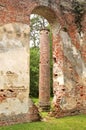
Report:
30,14,53,111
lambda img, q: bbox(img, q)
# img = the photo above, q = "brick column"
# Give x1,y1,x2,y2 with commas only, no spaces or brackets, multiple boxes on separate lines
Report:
39,29,50,111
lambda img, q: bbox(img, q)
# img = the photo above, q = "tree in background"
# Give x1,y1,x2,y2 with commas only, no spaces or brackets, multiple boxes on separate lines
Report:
30,14,48,47
30,14,53,97
30,47,39,97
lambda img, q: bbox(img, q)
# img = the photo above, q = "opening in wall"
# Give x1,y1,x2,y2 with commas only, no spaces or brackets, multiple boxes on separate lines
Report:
30,14,53,111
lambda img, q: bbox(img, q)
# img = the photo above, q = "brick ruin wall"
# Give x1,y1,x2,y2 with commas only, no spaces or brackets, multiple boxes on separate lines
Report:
0,0,86,125
0,23,40,125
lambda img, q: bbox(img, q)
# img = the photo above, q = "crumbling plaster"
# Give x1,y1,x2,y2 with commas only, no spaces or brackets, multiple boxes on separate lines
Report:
0,0,86,125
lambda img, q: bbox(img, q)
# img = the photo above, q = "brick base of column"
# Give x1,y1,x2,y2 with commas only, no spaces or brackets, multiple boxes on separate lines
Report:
39,102,50,112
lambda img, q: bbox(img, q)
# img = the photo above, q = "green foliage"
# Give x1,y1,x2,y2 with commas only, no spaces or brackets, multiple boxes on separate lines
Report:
30,47,39,97
30,36,53,97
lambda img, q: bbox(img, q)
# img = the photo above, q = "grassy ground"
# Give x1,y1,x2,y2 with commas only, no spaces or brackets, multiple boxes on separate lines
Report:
0,98,86,130
0,115,86,130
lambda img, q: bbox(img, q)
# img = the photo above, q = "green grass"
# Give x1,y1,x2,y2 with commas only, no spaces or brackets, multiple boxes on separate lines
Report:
32,97,53,106
0,115,86,130
32,97,39,105
0,98,86,130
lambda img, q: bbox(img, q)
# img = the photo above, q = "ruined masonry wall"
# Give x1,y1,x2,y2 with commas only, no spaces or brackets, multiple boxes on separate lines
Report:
0,23,40,125
0,23,29,115
0,0,86,125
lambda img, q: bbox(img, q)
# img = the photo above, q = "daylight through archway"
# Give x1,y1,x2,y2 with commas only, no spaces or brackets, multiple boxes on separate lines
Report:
30,14,53,111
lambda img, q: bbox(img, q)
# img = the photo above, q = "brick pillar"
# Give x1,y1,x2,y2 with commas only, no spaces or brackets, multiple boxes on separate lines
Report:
39,29,50,111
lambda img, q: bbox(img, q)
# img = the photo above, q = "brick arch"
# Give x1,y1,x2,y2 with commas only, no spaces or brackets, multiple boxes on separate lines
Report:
0,0,65,26
30,2,86,118
31,6,57,24
30,4,64,109
30,4,68,117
